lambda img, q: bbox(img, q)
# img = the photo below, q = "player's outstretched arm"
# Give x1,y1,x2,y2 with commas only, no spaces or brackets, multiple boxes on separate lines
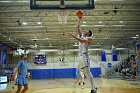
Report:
11,67,18,81
67,34,92,43
77,18,82,37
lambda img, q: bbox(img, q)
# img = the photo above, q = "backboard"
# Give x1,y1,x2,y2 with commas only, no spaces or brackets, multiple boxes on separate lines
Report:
30,0,95,10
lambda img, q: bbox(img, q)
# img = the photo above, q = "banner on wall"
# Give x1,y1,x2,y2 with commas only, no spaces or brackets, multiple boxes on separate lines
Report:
2,44,8,65
34,53,47,64
112,50,118,61
101,51,106,62
3,52,7,65
107,63,112,68
136,43,140,49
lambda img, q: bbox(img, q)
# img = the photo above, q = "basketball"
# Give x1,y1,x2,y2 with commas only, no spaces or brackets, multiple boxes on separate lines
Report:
76,10,83,18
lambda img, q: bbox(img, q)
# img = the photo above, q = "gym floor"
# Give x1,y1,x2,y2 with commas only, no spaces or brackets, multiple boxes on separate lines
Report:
2,78,140,93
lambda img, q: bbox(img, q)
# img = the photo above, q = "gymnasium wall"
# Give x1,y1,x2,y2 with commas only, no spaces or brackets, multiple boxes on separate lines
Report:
6,49,135,79
28,52,101,79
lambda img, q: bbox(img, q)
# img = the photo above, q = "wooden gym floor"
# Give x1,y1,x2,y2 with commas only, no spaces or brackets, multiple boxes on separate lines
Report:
1,78,140,93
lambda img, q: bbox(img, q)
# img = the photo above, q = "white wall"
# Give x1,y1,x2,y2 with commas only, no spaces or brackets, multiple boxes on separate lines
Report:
6,49,134,76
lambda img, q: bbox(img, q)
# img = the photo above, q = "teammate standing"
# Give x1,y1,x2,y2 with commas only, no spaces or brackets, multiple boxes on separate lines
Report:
11,54,29,93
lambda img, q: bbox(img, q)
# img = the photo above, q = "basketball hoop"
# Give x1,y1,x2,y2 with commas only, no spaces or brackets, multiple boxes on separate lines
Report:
56,10,69,25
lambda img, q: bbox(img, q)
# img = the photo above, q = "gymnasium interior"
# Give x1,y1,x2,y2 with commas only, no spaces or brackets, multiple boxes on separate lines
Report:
0,0,140,93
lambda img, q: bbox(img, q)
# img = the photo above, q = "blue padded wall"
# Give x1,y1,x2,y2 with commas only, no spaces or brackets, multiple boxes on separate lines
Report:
28,68,101,79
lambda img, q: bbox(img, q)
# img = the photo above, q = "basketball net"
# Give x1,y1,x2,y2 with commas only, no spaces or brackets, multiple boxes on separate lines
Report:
56,10,69,25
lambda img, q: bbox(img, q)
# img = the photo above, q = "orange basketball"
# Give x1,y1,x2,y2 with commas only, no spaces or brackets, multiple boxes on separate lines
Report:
76,10,83,18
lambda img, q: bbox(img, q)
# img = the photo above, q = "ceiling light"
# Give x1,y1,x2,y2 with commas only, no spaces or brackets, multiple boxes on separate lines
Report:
35,44,37,47
0,1,29,2
31,38,49,40
136,35,139,37
73,45,79,46
99,21,102,24
23,22,27,25
40,49,58,52
94,25,105,27
73,43,78,46
0,1,12,2
115,48,129,50
8,37,11,41
37,22,42,25
120,21,124,23
82,21,86,24
111,45,115,49
131,37,139,39
81,25,88,27
31,39,39,40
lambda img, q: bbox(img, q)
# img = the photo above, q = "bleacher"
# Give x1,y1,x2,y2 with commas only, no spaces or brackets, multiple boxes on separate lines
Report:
106,57,137,80
0,67,13,83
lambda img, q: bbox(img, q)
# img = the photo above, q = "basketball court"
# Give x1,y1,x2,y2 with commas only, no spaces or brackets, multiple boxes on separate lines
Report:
0,0,140,93
3,78,140,93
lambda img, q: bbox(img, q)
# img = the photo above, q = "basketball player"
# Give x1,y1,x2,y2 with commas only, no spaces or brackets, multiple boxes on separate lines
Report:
135,43,140,80
11,54,29,93
68,18,97,93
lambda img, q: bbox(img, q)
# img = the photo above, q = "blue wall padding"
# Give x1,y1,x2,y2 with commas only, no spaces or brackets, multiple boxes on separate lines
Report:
28,68,101,79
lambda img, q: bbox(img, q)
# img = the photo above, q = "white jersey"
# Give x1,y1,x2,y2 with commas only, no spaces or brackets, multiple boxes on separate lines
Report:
79,35,90,55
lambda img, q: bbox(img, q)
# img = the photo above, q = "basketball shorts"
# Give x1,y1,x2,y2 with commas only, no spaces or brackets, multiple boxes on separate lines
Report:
15,76,28,85
78,54,90,69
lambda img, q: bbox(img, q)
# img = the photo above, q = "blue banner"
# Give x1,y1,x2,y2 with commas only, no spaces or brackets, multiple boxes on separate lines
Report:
112,50,118,61
136,43,140,49
3,51,7,65
101,51,106,62
2,44,8,65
